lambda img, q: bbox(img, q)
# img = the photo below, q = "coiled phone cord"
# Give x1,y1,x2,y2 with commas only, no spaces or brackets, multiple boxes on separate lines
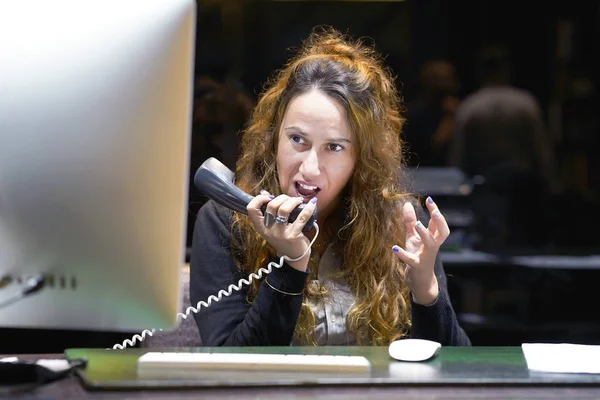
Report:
111,223,320,350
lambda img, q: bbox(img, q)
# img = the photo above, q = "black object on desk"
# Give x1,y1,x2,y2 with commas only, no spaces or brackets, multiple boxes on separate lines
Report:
0,358,87,385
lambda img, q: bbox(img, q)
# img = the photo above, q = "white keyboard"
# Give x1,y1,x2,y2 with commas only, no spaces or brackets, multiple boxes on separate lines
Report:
137,352,371,375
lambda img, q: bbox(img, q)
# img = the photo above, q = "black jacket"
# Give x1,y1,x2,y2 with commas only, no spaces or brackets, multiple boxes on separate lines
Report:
190,200,471,346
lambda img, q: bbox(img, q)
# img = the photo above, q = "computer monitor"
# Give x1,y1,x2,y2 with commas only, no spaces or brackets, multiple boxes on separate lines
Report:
0,0,196,333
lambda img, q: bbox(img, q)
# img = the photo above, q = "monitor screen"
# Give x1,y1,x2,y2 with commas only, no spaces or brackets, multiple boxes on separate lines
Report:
0,0,196,333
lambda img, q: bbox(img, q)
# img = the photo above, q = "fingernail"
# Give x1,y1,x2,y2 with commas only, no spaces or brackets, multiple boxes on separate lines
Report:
427,196,434,205
260,190,274,199
433,210,441,218
416,221,425,229
392,245,400,253
310,197,317,204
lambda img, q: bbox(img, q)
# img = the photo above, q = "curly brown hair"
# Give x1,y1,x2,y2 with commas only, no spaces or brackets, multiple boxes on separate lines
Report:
231,27,413,345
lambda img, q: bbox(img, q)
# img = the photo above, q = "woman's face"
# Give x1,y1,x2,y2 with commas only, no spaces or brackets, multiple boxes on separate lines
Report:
276,89,357,222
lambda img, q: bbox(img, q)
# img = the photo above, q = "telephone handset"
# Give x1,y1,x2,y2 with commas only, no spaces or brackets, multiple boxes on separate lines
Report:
112,157,320,350
193,157,317,232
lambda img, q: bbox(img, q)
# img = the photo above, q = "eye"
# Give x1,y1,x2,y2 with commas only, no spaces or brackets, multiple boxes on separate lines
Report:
327,143,344,152
289,134,305,145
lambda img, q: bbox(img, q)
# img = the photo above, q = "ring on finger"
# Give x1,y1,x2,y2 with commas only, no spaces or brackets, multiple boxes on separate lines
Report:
275,215,289,225
264,212,276,228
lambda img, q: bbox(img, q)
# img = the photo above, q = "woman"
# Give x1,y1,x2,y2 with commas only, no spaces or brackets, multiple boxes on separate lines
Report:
190,28,470,346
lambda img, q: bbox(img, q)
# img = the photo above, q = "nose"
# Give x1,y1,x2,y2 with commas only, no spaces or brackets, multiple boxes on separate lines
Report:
299,150,320,179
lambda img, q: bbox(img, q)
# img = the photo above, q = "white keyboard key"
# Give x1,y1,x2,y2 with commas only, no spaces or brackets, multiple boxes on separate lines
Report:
137,352,371,375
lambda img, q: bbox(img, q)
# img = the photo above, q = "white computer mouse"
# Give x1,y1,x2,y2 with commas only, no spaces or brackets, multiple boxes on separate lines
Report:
388,338,442,362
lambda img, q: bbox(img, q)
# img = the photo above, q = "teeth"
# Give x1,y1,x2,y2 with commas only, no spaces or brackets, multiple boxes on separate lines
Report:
297,182,318,191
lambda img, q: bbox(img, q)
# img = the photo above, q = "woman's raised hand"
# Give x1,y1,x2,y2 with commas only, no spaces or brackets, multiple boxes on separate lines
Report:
392,197,450,305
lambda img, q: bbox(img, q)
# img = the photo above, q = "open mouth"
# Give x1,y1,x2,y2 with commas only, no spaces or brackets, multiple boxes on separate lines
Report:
295,181,320,203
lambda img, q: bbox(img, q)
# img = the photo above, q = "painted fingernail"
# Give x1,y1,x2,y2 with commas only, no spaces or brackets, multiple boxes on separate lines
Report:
427,196,434,205
416,221,425,229
310,197,318,204
392,245,400,253
433,210,441,218
261,190,275,199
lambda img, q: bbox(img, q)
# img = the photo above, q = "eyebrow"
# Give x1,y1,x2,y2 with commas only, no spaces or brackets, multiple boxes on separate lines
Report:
283,126,352,143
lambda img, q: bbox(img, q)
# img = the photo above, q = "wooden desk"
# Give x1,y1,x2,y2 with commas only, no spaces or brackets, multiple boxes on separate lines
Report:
4,347,600,399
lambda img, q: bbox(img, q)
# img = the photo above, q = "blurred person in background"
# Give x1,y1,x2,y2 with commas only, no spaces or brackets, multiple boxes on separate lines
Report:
403,59,460,167
448,45,557,250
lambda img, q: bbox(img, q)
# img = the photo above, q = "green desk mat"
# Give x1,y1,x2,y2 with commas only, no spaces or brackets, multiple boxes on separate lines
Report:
65,346,600,390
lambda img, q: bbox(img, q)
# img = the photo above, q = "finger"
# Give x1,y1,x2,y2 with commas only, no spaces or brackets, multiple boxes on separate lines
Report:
430,210,450,245
289,197,318,236
276,196,304,223
247,193,275,226
259,189,274,198
403,201,418,234
262,194,291,228
424,196,439,216
425,197,450,245
424,196,439,237
413,220,437,249
265,194,291,216
392,245,418,266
